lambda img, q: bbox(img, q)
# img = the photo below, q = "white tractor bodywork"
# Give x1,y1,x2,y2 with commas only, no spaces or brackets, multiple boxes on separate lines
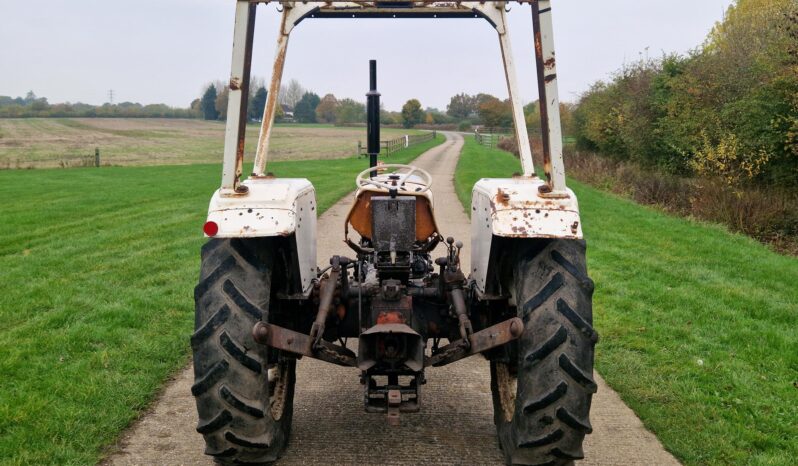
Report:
471,177,582,294
207,0,577,299
206,177,317,293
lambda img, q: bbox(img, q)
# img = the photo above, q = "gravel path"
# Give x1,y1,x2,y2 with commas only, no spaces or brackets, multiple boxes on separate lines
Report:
105,132,680,465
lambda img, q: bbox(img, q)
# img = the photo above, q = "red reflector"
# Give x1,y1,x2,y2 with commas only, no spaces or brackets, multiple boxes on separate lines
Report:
203,221,219,237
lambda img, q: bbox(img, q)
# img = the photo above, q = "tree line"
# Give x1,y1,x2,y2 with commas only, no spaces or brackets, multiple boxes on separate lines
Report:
2,82,571,135
0,91,196,119
194,78,544,130
1,77,566,132
571,0,798,187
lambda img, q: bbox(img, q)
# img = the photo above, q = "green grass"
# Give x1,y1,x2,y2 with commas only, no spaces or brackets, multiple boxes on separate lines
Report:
0,134,442,465
455,136,798,465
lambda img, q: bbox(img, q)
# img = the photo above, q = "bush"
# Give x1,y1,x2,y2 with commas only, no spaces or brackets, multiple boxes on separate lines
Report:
564,147,798,254
497,136,517,156
572,0,798,186
496,137,798,255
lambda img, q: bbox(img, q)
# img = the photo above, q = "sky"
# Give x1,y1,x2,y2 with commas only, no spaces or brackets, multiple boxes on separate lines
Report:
0,1,734,111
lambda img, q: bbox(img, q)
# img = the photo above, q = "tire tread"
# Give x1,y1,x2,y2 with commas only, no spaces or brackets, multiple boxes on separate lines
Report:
191,239,293,465
492,239,596,466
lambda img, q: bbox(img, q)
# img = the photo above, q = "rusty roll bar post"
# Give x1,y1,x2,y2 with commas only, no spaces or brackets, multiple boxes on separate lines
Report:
494,5,535,177
366,60,381,178
252,3,317,177
253,10,291,177
532,0,568,197
220,1,256,195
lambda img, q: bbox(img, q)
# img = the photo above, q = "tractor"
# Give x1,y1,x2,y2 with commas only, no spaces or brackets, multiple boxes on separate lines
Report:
192,2,596,465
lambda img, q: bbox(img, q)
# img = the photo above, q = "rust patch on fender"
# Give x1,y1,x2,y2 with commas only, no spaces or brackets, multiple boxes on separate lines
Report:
495,189,511,207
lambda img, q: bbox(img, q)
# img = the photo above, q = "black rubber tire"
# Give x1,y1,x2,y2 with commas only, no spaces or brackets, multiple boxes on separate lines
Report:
192,238,295,465
491,239,597,466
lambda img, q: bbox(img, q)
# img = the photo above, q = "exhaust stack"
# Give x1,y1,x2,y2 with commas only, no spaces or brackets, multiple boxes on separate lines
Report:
366,59,381,176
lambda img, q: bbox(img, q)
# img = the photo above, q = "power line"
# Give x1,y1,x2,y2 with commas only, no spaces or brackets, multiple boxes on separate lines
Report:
108,89,114,105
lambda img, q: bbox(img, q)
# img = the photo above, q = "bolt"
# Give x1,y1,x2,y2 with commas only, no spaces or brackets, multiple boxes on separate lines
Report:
509,318,524,338
252,322,269,343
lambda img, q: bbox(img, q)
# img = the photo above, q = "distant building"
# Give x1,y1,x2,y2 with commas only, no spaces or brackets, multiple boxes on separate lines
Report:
280,104,294,122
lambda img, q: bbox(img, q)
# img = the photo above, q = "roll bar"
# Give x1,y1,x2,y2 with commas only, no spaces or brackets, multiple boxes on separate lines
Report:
219,1,567,198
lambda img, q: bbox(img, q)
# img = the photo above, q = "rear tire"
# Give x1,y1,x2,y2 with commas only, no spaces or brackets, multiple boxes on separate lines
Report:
192,238,295,465
491,239,597,465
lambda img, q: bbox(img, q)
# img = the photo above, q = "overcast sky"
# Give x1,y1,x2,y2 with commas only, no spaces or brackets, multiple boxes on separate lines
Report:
0,1,733,111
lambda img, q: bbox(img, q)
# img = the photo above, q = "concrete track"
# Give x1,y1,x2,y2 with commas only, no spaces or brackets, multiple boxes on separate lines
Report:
106,132,680,465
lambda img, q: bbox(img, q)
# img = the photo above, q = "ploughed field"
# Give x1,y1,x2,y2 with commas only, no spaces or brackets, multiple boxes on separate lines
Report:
0,118,421,168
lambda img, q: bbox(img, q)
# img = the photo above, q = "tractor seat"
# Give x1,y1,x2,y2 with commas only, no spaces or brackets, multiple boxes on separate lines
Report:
345,187,440,243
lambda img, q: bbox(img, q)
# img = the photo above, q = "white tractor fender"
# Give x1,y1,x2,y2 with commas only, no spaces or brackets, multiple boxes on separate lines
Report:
470,177,583,295
205,177,317,295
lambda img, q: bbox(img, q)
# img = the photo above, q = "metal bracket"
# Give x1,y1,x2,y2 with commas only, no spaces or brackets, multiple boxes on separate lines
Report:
425,317,524,367
363,373,422,427
252,322,357,367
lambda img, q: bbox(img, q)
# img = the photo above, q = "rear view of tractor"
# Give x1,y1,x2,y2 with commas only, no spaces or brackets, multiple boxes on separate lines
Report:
192,2,596,465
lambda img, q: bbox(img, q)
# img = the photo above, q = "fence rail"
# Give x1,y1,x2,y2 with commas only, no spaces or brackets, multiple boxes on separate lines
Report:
1,148,101,170
358,131,436,157
474,128,512,149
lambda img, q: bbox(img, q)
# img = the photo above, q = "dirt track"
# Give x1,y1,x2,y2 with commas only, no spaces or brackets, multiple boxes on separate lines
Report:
106,132,680,465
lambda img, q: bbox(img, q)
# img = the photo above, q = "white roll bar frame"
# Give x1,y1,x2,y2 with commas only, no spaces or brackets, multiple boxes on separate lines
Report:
219,1,568,198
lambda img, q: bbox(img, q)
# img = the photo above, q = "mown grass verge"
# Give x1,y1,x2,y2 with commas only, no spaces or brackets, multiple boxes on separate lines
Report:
0,134,443,465
454,136,798,465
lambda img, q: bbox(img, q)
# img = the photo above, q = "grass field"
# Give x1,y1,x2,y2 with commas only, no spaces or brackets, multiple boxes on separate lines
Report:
0,119,422,168
455,137,798,465
0,134,442,465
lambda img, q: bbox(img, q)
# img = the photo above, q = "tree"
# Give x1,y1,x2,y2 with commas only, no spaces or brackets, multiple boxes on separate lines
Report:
426,107,453,125
401,99,424,128
335,98,366,125
30,96,49,112
279,79,305,108
559,102,576,138
446,93,477,120
215,84,229,120
478,96,513,128
315,94,338,124
201,84,219,120
524,100,541,133
294,92,321,123
249,87,267,121
190,98,202,118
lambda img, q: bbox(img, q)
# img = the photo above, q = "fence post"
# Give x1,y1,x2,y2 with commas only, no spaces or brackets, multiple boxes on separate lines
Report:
95,148,100,167
358,140,362,157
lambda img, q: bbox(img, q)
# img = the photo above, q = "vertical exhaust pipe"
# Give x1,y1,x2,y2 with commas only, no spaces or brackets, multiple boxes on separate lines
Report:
366,59,381,177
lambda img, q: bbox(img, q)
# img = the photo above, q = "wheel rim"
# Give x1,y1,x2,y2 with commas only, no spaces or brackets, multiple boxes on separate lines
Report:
268,359,290,420
495,362,518,423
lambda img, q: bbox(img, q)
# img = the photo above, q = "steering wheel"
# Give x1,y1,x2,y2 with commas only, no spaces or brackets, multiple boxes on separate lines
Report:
355,164,433,193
